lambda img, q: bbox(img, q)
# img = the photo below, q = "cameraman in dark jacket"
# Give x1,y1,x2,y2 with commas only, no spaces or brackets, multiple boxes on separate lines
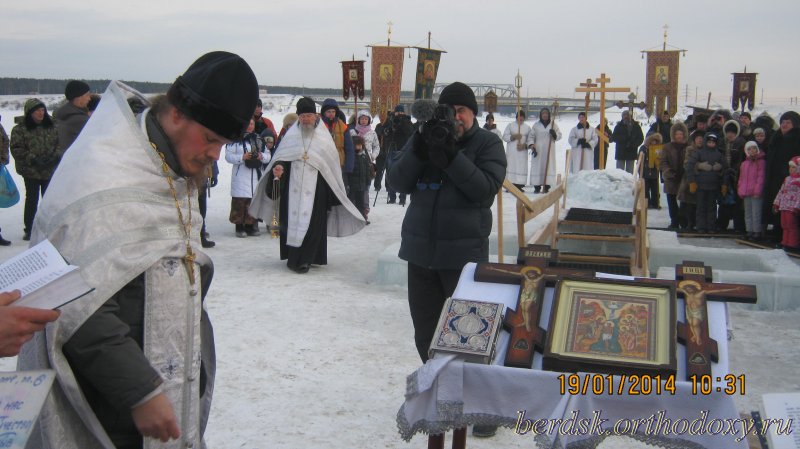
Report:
387,82,506,364
375,105,413,205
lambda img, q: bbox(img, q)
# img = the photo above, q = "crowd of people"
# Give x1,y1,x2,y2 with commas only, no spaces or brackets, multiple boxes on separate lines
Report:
653,109,800,251
497,106,800,251
1,51,800,447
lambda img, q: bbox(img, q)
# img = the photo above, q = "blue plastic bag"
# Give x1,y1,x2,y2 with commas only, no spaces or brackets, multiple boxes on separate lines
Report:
0,165,20,208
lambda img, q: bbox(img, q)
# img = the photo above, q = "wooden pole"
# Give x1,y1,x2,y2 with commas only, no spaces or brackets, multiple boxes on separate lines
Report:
497,185,505,262
706,92,712,110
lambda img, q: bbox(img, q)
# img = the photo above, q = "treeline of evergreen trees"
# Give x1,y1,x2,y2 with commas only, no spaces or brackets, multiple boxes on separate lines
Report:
0,78,411,97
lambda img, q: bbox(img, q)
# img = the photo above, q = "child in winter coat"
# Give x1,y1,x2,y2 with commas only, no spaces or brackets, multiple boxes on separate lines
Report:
737,141,766,240
686,132,729,233
772,155,800,250
639,133,663,209
348,136,373,223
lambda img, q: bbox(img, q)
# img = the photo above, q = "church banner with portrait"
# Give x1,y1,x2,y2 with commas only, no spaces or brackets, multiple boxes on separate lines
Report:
644,50,680,117
413,48,443,100
732,72,757,111
369,45,404,120
340,60,365,101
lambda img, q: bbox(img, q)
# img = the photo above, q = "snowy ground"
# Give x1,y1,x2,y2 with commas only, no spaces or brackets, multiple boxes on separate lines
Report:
0,99,798,448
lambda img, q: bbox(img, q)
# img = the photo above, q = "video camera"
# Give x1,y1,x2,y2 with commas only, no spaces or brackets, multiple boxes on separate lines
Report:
421,104,457,147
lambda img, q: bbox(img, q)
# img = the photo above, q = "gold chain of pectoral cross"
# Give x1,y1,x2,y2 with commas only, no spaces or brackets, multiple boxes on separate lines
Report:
151,143,196,285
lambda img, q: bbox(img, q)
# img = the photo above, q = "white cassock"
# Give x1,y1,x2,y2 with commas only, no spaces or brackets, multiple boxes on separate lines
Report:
568,123,598,173
502,121,532,185
527,120,561,186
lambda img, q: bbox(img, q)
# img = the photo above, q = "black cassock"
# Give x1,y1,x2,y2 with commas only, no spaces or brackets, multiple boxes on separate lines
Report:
267,162,341,269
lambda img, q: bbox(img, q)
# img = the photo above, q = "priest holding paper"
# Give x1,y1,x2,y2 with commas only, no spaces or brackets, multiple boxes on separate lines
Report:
18,52,258,449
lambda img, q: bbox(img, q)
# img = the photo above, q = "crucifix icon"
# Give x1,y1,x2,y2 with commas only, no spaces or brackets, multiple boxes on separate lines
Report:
579,78,597,116
674,261,757,379
575,73,631,169
473,245,592,368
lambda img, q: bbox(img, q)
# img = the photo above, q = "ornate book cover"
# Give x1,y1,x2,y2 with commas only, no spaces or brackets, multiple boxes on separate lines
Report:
428,297,503,364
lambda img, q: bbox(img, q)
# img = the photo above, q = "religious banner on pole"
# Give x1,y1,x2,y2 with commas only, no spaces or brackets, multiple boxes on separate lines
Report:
484,90,498,113
369,45,404,120
732,71,757,111
340,59,365,101
643,50,681,117
413,48,443,100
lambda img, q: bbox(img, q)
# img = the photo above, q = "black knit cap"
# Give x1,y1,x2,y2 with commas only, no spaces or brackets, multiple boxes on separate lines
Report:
65,80,90,101
296,97,316,115
438,82,478,115
167,51,258,141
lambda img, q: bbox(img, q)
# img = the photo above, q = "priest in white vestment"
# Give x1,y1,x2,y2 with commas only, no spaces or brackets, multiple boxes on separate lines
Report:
250,97,365,274
18,51,258,449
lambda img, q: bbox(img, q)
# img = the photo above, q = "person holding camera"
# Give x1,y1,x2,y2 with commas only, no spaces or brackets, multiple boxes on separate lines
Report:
568,112,598,173
225,118,271,237
387,81,506,362
376,105,413,205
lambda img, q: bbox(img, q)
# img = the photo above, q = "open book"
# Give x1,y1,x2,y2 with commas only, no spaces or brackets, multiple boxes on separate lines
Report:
0,239,94,310
761,392,800,449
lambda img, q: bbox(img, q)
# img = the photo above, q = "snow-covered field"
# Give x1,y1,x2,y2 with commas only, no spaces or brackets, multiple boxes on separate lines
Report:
0,95,798,448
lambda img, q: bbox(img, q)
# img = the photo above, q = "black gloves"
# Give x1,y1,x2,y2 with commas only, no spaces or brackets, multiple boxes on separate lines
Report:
578,138,591,149
549,128,558,140
416,129,458,169
412,132,428,161
531,146,538,158
209,176,218,188
428,140,457,169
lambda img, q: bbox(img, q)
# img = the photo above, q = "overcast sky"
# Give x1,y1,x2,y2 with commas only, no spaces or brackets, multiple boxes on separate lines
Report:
2,0,797,107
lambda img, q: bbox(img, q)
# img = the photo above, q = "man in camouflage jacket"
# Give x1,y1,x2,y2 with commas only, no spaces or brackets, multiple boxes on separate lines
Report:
10,98,60,240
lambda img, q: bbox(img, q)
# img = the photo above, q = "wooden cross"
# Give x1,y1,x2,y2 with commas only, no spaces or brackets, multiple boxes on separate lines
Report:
674,261,757,379
579,78,597,116
575,73,630,169
473,245,592,368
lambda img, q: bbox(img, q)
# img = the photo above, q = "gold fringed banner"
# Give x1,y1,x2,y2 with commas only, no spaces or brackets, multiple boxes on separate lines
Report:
414,48,442,100
644,50,680,117
341,60,365,101
732,72,757,111
369,46,404,120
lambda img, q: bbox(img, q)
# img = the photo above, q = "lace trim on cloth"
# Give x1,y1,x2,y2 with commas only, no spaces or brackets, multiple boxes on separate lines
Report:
396,404,554,448
564,433,708,449
406,370,419,398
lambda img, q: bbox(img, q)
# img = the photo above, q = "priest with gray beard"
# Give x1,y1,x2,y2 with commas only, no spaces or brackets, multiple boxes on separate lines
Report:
250,97,365,274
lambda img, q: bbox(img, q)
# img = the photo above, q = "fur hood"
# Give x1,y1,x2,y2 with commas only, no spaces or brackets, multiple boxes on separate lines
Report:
356,109,372,125
644,133,663,147
723,119,741,138
669,121,689,142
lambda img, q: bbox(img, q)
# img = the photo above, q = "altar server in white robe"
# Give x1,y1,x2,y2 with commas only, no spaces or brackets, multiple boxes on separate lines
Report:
568,112,599,173
502,110,532,191
18,51,258,449
527,107,561,193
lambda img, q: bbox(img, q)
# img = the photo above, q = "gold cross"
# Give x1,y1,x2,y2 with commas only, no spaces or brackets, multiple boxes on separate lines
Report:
183,243,196,285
